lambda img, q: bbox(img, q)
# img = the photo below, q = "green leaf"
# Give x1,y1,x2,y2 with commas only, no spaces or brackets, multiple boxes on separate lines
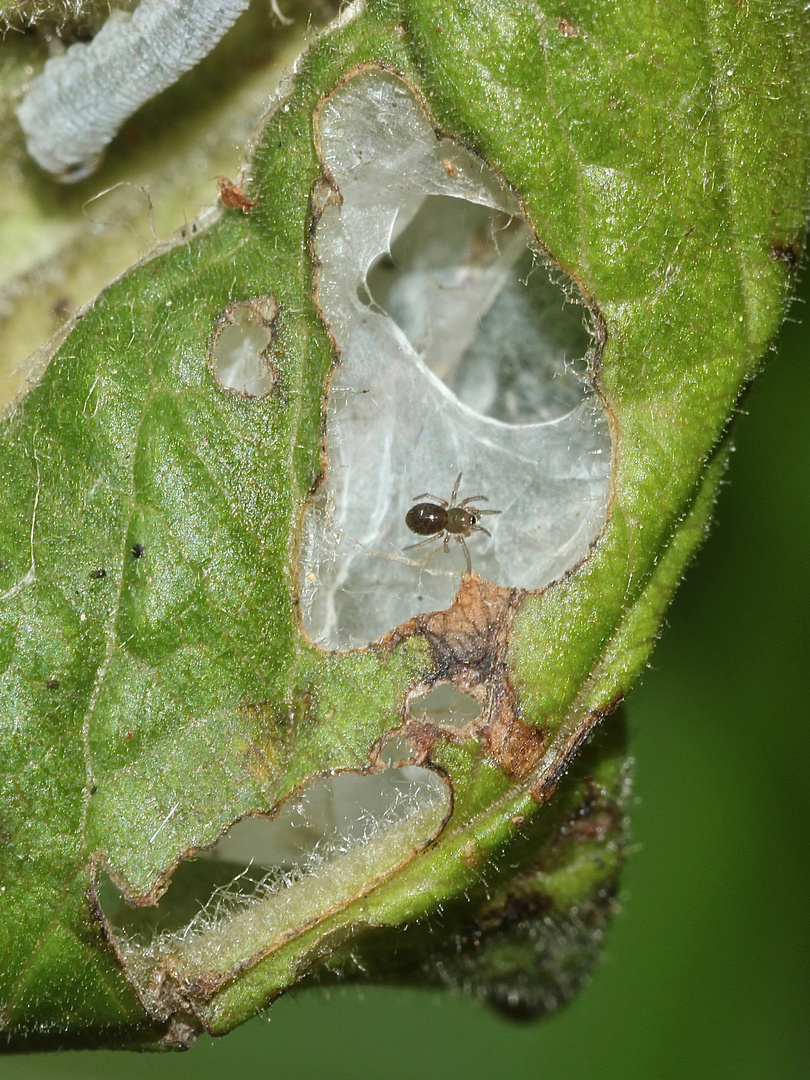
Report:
1,0,808,1052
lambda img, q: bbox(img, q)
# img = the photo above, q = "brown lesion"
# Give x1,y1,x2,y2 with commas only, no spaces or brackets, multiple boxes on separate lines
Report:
526,690,625,804
383,575,552,780
484,684,549,780
379,569,627,802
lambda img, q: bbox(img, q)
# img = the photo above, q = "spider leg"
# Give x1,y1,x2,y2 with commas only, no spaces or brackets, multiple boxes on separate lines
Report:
475,508,502,516
456,535,472,573
459,495,487,506
450,472,462,506
412,493,448,507
404,536,441,552
472,524,492,539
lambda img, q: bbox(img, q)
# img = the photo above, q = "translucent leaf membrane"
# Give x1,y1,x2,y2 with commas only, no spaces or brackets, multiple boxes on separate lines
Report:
210,296,278,397
105,768,449,983
300,72,611,648
407,682,482,729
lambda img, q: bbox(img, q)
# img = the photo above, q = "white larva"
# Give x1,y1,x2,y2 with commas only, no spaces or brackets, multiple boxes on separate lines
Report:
17,0,253,181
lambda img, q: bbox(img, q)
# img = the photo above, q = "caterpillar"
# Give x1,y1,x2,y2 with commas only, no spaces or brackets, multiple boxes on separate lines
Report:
17,0,253,181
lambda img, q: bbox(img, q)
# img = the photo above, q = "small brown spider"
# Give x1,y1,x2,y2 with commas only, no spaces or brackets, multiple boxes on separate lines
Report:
404,472,500,573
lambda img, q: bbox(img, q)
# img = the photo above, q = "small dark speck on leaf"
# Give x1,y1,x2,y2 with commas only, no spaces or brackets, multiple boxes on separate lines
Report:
89,568,106,580
45,678,60,690
131,544,145,558
770,238,801,276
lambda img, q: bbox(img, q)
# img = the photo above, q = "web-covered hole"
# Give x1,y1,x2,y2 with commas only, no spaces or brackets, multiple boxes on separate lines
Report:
298,70,612,649
364,196,590,425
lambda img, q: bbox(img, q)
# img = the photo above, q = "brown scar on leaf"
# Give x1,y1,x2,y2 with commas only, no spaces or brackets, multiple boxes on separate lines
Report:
384,576,624,802
85,879,202,1045
216,175,260,212
526,691,625,805
384,576,551,780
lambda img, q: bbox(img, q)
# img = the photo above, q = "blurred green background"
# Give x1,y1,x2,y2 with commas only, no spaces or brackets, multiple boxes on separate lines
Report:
5,274,810,1079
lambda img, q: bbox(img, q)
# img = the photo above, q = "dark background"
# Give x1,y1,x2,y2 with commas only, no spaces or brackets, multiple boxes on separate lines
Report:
7,274,810,1080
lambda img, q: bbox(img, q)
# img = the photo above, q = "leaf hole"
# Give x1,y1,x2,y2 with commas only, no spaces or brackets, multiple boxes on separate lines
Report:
299,70,611,648
407,683,483,729
210,297,278,398
100,767,450,983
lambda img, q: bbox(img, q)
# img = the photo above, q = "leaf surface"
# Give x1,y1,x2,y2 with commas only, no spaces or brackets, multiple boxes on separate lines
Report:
0,0,808,1050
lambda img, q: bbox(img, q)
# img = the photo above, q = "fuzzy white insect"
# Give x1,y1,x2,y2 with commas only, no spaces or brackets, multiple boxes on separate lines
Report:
17,0,253,181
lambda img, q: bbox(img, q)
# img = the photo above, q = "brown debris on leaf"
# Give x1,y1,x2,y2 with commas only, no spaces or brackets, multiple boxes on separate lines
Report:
557,17,581,36
217,175,259,212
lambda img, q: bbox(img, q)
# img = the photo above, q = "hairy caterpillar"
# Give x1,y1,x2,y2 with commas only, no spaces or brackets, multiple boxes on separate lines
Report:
17,0,253,181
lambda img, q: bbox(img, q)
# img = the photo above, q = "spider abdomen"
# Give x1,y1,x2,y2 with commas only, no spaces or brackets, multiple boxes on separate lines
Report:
405,503,448,536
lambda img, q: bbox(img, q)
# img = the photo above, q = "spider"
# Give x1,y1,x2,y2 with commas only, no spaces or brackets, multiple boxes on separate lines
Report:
404,472,501,573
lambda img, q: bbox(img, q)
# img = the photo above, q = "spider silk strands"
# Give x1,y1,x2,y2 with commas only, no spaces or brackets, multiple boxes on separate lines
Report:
17,0,253,180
